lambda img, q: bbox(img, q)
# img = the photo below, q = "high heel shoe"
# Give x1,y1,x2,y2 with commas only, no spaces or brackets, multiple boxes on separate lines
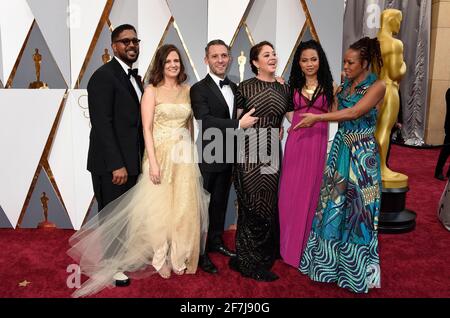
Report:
173,268,186,275
157,264,171,279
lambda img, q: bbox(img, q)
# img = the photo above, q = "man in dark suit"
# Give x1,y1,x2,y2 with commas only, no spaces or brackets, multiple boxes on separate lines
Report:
435,88,450,180
87,24,144,286
190,40,258,274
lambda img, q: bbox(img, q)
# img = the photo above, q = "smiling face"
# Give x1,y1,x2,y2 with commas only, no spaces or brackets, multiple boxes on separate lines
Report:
252,45,278,76
205,44,231,78
299,48,320,78
111,29,140,65
163,50,181,80
343,49,366,80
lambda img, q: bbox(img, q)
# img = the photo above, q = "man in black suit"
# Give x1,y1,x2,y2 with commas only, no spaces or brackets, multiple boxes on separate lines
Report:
435,88,450,180
87,24,144,286
190,40,258,274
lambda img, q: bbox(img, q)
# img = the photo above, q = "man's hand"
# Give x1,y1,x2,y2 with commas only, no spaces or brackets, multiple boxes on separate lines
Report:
239,108,259,129
275,76,285,85
112,167,128,185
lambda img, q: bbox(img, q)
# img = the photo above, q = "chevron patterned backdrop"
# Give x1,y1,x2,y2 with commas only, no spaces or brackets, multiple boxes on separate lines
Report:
0,0,344,230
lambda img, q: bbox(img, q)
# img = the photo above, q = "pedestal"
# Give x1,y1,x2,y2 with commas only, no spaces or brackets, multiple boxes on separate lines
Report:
38,220,56,229
379,187,416,234
28,81,48,89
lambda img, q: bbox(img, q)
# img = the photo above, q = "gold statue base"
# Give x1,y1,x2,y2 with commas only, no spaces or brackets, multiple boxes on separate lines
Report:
381,170,408,189
38,221,56,229
379,187,416,233
28,81,48,89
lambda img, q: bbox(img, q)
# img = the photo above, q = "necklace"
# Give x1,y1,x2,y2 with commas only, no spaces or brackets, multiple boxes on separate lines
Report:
304,82,318,96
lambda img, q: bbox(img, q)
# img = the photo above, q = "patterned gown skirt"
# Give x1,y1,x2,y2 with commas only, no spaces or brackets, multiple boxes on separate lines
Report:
299,126,382,293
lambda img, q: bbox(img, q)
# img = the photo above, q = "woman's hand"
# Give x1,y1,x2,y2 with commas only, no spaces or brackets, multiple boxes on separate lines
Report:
149,164,161,185
293,113,318,130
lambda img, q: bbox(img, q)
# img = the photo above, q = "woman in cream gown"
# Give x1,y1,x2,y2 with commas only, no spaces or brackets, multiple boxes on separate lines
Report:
68,44,209,297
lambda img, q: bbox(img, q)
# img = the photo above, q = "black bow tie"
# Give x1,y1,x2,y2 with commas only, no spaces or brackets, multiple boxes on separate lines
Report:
128,68,139,79
219,77,230,88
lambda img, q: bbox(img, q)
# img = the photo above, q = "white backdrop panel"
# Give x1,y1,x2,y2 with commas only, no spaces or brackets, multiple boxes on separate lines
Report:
168,0,208,80
0,26,3,85
48,89,93,230
109,0,138,29
275,0,306,74
0,0,34,83
246,0,277,45
208,0,249,45
0,89,65,227
69,0,106,87
136,0,172,75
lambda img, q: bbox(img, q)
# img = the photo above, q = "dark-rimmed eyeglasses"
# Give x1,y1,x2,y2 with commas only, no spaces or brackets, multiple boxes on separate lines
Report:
114,38,141,46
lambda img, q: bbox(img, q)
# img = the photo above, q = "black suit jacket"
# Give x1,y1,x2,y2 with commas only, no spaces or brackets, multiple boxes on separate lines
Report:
87,58,144,176
445,88,450,135
191,74,239,172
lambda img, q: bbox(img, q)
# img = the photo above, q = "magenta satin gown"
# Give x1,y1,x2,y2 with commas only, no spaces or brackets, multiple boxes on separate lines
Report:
278,90,329,268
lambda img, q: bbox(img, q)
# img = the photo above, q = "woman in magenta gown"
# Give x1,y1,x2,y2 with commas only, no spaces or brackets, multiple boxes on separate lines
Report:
278,40,336,267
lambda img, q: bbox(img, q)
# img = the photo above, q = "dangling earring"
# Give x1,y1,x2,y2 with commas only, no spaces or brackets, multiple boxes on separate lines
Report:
257,67,260,74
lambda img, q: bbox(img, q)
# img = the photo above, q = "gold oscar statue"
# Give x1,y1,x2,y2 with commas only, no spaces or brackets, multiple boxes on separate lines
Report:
102,48,111,64
375,9,407,189
238,51,247,83
29,48,48,89
38,192,56,229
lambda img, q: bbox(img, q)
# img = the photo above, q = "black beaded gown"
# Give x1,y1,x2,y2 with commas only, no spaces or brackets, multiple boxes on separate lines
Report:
232,78,292,280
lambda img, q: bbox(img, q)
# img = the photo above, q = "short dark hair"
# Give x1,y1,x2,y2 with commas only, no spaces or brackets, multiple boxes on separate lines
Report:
111,24,137,43
205,39,230,56
148,44,187,86
249,41,274,75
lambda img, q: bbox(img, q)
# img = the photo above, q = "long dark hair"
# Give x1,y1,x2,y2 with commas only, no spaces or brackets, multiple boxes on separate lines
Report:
148,44,187,86
288,40,334,108
349,37,383,73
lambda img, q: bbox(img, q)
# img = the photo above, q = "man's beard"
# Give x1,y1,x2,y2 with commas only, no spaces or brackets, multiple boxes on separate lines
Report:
119,50,139,64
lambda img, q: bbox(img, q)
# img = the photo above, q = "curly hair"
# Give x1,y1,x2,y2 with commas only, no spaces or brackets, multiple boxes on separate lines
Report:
148,44,187,86
349,37,383,73
288,40,334,108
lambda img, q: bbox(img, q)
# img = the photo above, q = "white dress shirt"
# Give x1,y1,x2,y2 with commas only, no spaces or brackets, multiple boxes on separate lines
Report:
114,56,142,101
209,72,235,119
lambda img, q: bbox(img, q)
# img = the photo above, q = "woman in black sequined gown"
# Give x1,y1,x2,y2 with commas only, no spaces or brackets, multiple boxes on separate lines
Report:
230,42,293,282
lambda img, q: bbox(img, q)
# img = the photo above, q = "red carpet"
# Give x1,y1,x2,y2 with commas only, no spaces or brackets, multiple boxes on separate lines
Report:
1,145,449,298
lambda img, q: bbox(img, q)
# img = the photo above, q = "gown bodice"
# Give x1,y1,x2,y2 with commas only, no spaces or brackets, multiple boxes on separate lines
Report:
151,84,192,148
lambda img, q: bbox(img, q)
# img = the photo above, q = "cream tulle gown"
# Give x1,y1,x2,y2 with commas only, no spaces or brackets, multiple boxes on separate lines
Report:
68,84,209,298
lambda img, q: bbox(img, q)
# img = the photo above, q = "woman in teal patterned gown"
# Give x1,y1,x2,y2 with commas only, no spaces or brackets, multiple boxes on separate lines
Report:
292,37,386,293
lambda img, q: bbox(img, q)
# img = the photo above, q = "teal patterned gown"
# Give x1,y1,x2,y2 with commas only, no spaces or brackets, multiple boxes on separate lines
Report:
299,73,381,293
